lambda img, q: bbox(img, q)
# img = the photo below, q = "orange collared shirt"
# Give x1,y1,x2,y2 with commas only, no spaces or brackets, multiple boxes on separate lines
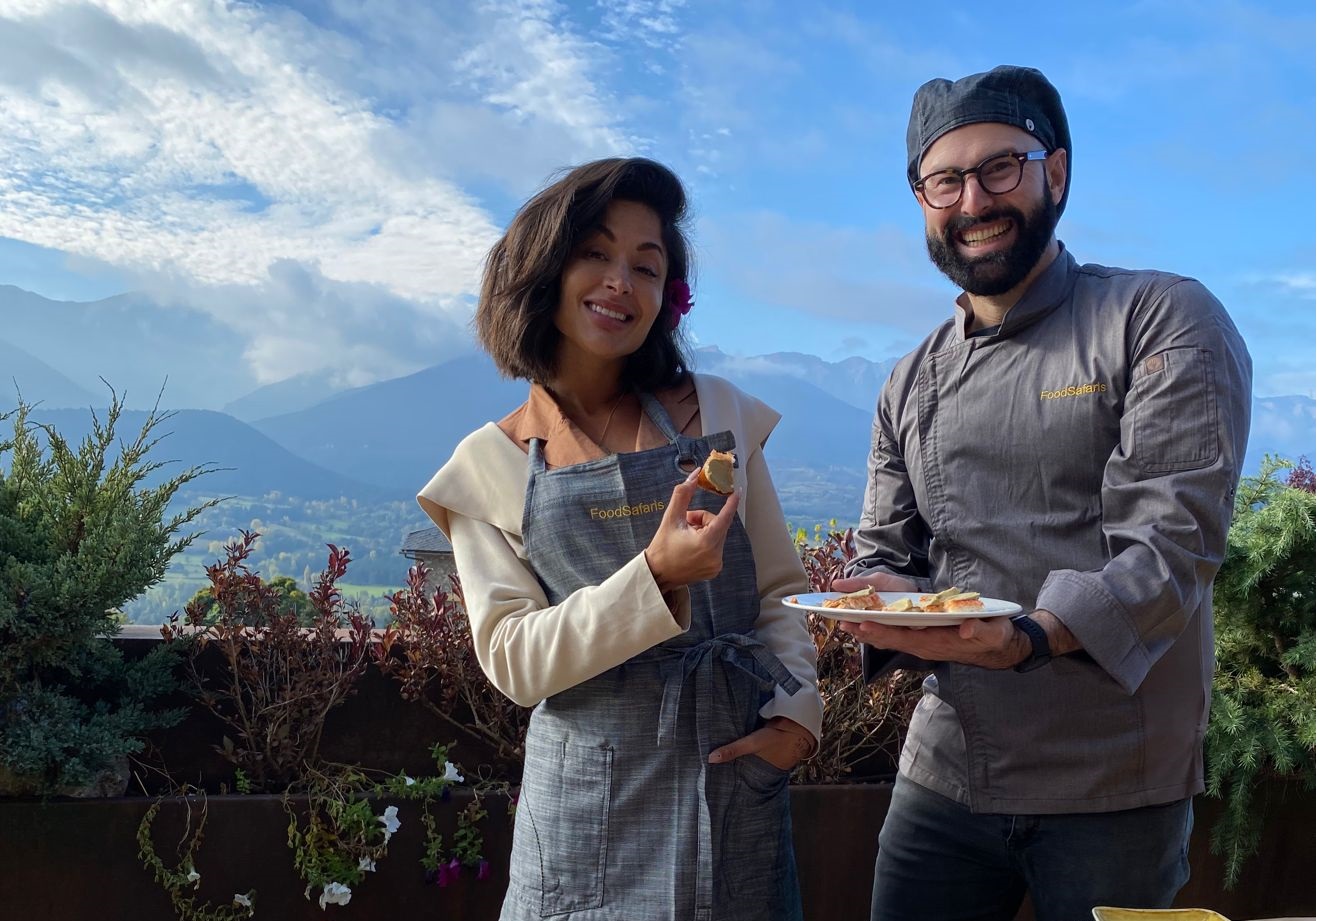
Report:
497,379,701,468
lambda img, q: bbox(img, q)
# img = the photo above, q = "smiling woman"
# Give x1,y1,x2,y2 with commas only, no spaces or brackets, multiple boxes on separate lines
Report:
417,157,823,921
474,158,693,392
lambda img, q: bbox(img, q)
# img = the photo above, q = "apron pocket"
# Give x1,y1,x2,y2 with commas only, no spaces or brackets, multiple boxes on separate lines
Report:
717,755,791,903
511,735,613,916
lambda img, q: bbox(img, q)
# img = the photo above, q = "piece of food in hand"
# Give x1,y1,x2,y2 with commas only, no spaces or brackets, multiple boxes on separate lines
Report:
695,449,736,495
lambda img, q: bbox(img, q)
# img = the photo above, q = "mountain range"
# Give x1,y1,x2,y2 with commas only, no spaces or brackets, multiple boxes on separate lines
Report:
2,283,1313,525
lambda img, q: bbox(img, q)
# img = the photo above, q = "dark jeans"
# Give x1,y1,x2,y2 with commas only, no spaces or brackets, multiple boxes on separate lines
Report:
871,774,1193,921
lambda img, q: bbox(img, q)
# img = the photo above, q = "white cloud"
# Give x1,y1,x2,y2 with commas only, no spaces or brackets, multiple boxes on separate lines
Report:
141,260,476,389
454,0,636,155
595,0,685,50
0,0,646,385
1240,272,1317,298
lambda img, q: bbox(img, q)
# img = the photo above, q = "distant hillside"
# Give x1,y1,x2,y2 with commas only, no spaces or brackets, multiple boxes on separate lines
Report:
694,347,896,415
251,354,528,499
223,369,352,421
0,284,256,410
14,406,385,502
250,352,873,521
687,360,873,522
0,339,97,408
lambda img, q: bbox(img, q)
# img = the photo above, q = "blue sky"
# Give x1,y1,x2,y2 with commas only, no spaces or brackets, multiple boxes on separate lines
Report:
1,0,1313,397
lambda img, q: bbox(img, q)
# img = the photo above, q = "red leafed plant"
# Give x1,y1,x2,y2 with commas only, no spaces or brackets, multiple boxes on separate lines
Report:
372,565,528,777
162,530,374,791
793,527,924,784
1285,456,1315,494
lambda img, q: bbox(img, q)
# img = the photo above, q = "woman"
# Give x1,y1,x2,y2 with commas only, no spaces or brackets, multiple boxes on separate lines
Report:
418,157,821,920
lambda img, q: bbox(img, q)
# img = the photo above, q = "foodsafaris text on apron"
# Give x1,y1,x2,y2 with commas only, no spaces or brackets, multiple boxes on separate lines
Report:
588,498,666,520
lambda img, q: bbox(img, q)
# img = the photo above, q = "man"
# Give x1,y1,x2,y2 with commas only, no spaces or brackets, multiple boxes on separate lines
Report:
832,65,1252,921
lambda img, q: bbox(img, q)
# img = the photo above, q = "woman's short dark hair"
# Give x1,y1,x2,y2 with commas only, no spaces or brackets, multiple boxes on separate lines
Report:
476,157,693,390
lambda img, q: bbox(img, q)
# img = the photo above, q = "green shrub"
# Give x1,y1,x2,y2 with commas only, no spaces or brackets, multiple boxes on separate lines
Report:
0,396,216,793
1206,456,1315,886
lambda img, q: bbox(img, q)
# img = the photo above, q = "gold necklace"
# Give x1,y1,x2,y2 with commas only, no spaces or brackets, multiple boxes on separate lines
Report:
588,391,627,448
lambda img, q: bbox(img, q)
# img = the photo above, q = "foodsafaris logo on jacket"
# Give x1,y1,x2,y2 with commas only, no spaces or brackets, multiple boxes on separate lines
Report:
1040,382,1109,400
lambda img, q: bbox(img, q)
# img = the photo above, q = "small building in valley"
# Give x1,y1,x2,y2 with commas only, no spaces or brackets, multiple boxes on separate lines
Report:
400,527,458,595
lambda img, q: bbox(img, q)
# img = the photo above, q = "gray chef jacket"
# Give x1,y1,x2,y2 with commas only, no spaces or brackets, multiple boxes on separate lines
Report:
848,244,1252,815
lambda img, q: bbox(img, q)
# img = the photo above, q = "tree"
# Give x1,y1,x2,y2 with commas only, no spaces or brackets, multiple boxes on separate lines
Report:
186,573,317,626
1205,455,1315,885
0,395,217,792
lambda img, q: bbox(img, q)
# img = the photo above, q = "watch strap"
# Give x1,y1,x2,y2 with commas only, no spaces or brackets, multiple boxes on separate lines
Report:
1011,614,1051,672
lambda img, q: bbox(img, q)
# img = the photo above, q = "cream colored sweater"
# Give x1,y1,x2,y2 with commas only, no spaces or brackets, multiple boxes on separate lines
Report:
417,373,822,742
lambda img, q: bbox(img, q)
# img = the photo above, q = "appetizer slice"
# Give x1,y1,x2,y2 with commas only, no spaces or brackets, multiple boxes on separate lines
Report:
696,449,736,495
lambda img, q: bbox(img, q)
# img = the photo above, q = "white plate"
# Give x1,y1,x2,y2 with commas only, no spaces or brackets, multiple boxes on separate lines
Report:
784,591,1022,627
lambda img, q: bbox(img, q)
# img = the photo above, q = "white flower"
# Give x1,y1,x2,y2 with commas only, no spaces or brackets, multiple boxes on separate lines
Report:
318,881,352,909
358,857,376,873
378,805,401,843
185,867,201,889
403,775,416,786
232,893,254,915
443,761,464,783
305,884,313,901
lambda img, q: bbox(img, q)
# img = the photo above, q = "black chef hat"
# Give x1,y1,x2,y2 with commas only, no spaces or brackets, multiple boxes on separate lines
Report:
906,65,1071,215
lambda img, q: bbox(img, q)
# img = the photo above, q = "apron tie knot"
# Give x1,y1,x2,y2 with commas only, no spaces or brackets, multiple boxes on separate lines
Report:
649,634,801,748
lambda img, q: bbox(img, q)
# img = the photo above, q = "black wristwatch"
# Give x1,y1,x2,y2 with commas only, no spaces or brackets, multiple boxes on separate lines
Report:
1011,615,1052,672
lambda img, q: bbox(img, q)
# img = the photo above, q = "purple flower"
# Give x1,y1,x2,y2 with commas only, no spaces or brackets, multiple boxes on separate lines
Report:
665,279,694,330
476,860,491,881
435,864,453,888
424,868,439,885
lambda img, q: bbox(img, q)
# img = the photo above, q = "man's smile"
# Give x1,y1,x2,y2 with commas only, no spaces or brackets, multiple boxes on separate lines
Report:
958,220,1012,248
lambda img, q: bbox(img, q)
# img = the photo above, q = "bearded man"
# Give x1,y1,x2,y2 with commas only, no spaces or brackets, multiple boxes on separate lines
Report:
832,66,1253,921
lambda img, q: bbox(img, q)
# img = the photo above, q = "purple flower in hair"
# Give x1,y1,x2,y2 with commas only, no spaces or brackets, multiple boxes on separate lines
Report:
665,279,694,329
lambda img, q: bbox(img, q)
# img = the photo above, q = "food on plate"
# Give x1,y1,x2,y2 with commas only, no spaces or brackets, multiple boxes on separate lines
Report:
821,587,886,611
918,587,985,612
820,587,984,614
942,592,986,613
695,449,736,495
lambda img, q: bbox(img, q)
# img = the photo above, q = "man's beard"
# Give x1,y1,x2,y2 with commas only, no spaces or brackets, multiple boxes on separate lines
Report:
925,193,1058,297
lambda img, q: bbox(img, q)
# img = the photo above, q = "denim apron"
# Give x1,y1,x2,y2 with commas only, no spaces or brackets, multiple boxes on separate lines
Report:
502,393,803,921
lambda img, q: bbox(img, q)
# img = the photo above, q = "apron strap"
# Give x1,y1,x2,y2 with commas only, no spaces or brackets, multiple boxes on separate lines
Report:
638,392,681,442
639,633,801,917
643,634,802,749
527,437,547,474
639,391,709,467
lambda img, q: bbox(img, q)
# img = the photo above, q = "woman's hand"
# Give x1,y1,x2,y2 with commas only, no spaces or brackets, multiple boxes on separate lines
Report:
707,716,815,771
644,469,741,593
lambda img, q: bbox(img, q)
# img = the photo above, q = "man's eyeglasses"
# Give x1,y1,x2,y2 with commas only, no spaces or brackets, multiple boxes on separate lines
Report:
914,150,1049,209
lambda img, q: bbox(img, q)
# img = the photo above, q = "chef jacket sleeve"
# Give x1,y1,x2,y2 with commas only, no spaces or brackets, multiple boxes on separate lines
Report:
1035,278,1252,693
